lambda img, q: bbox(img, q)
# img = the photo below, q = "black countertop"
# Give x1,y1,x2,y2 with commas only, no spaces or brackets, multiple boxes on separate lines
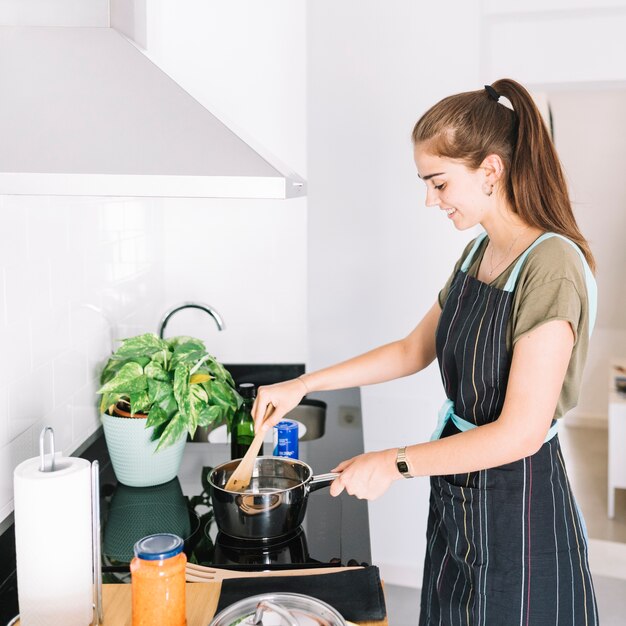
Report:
0,381,370,624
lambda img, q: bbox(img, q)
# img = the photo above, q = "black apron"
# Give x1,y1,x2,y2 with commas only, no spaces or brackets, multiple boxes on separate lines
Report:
419,233,599,625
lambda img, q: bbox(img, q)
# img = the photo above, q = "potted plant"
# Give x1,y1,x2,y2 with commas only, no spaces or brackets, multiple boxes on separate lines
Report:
97,333,241,487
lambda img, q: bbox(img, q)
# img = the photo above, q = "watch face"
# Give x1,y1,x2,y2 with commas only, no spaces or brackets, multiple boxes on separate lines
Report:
397,461,409,474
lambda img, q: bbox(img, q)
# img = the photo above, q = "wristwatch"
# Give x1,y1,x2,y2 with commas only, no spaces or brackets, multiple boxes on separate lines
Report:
395,447,413,479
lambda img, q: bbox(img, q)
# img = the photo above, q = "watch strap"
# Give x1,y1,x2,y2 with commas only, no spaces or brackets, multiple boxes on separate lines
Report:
396,446,413,479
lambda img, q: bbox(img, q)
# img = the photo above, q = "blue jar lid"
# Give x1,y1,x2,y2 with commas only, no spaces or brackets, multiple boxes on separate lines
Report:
133,533,184,561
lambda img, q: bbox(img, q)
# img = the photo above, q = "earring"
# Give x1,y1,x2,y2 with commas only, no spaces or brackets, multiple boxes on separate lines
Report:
483,184,494,197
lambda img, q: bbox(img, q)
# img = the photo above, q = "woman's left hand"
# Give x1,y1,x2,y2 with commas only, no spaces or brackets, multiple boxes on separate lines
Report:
329,449,401,500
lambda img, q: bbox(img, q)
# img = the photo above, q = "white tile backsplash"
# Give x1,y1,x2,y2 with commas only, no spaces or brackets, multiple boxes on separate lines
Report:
4,260,52,326
0,384,8,448
8,362,55,441
0,194,165,526
159,197,308,364
0,193,307,527
30,305,72,365
0,201,28,267
0,315,33,385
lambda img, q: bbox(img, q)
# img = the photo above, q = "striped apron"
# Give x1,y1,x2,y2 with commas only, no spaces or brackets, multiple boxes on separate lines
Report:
419,232,599,625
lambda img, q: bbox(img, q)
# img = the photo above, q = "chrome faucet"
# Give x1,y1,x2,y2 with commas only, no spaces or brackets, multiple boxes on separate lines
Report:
158,302,226,339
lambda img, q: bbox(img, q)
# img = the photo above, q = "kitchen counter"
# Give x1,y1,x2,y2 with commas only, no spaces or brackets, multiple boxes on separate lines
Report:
0,386,376,625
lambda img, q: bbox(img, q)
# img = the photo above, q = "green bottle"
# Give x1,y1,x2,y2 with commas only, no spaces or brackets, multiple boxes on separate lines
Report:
230,383,263,460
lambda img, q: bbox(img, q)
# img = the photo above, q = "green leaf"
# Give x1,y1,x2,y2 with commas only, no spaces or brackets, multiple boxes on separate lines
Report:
149,421,168,442
171,342,207,368
166,336,205,352
173,364,192,415
130,391,151,414
100,392,123,414
206,379,237,410
100,358,127,385
97,362,147,394
204,357,236,388
144,361,169,382
155,412,187,451
191,384,209,403
113,334,169,359
147,379,177,415
197,405,222,427
146,405,169,428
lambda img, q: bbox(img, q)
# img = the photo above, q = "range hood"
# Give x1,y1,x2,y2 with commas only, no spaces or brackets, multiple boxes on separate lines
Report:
0,26,305,199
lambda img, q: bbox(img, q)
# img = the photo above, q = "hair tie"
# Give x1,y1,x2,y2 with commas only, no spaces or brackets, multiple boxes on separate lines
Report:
484,84,515,112
484,84,500,101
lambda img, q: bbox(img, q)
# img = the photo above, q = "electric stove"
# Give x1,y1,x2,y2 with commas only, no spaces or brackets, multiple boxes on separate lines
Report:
100,386,370,581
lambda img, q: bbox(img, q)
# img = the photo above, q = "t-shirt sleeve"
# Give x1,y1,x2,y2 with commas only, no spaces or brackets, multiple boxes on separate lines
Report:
511,237,587,346
438,238,480,308
512,278,582,345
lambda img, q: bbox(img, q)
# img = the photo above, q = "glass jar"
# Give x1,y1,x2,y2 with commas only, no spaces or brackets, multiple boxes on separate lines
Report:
130,533,186,626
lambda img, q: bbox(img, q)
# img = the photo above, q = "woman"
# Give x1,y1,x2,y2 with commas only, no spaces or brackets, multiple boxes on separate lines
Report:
252,78,598,625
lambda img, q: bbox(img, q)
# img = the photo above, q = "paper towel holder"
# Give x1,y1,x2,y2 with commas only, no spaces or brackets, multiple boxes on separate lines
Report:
39,426,56,472
24,426,104,626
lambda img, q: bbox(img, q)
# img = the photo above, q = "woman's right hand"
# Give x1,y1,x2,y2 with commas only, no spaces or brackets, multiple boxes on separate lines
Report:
252,377,308,433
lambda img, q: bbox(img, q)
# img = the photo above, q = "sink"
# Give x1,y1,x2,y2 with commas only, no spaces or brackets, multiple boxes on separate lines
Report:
190,363,327,442
205,398,326,443
282,398,326,441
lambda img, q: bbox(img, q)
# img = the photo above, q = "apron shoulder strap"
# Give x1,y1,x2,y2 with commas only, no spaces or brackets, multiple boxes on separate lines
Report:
503,232,597,338
460,231,488,272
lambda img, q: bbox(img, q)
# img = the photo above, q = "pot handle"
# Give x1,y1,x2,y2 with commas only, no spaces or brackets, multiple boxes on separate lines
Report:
308,472,340,493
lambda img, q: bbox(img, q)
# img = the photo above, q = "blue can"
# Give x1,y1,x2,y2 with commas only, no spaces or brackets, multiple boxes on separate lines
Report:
273,420,299,459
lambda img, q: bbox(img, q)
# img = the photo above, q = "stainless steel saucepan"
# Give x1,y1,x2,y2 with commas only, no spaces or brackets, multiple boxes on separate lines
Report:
208,457,338,540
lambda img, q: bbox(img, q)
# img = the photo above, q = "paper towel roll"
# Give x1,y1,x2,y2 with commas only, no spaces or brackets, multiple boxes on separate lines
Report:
14,454,93,626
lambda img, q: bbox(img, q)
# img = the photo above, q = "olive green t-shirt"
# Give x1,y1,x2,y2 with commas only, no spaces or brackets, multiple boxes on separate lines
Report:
438,234,591,420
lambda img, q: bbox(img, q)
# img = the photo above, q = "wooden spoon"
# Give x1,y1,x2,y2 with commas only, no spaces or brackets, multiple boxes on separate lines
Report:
224,404,275,492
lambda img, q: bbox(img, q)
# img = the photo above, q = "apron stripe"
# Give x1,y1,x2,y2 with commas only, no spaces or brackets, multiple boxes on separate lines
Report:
471,291,492,422
526,456,533,626
520,458,527,626
558,450,591,626
549,445,560,625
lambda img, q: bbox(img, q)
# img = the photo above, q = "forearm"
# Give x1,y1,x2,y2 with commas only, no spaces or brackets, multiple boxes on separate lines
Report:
404,419,539,478
300,338,432,393
331,418,543,499
301,301,441,393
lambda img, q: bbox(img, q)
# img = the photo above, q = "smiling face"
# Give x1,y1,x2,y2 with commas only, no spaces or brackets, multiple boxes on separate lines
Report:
413,145,495,231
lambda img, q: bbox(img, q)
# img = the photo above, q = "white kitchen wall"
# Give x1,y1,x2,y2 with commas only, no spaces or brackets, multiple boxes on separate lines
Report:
483,2,626,86
0,195,163,526
307,0,481,587
155,198,307,364
548,88,626,423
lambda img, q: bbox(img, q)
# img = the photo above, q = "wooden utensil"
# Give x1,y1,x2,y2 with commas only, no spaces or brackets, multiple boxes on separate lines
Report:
224,404,275,492
185,562,361,582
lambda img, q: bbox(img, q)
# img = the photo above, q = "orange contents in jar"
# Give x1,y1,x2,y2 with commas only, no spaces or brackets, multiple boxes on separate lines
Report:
130,533,187,626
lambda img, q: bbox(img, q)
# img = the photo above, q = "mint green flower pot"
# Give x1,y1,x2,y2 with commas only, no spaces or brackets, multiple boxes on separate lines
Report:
101,413,187,487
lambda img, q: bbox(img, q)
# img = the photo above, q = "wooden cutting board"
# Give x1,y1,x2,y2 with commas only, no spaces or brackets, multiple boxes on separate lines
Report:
101,582,389,625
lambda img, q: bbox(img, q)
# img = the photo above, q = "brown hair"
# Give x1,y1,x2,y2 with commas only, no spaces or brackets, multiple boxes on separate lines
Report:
411,78,595,272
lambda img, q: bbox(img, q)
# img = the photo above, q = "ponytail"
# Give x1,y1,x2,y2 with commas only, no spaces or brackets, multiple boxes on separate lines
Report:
412,78,595,272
